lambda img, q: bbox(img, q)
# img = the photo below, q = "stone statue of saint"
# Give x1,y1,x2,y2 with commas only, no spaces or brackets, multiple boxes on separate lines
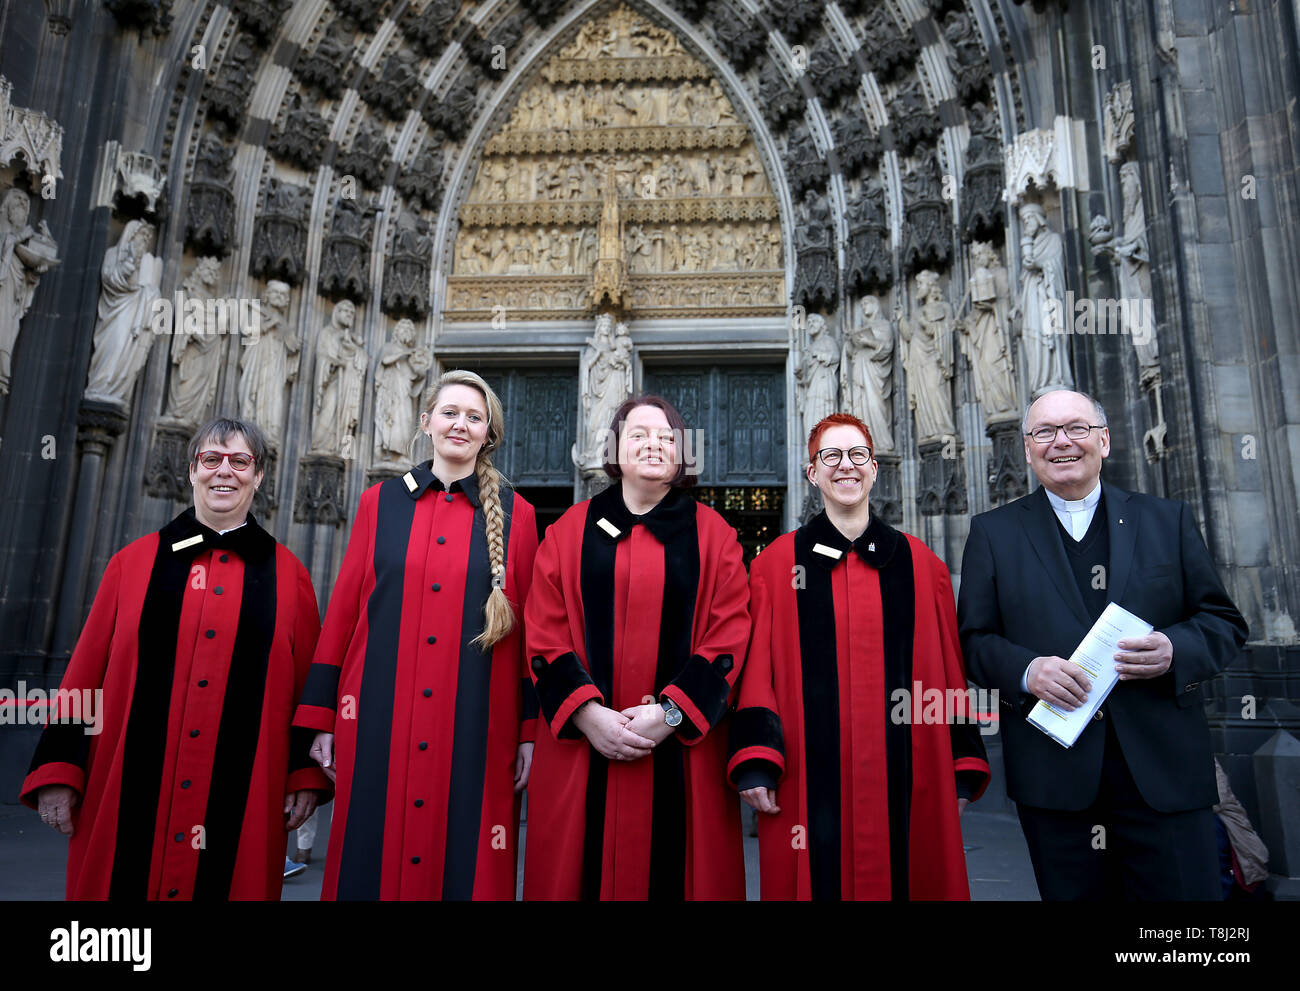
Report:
900,270,956,443
840,295,895,452
310,299,368,457
373,318,432,464
1091,162,1158,380
958,241,1018,419
794,313,840,451
0,187,59,395
164,257,224,426
1015,202,1073,396
238,279,300,448
573,312,632,473
85,220,162,407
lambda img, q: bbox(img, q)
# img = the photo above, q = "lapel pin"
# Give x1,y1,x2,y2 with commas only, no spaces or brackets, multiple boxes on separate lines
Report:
868,542,876,552
1118,518,1125,525
597,518,621,538
171,534,204,553
812,543,843,559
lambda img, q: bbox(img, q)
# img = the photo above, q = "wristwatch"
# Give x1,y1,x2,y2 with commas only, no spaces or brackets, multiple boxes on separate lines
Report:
660,698,683,728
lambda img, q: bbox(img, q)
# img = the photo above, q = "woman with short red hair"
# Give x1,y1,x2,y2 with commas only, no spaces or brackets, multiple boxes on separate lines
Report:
729,412,990,900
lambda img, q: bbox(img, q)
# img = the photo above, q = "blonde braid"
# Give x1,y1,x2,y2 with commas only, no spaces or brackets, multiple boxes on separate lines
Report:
471,455,516,649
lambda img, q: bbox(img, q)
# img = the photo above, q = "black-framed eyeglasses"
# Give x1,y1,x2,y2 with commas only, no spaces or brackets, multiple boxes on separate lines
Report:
196,450,256,471
814,446,872,467
1024,423,1105,444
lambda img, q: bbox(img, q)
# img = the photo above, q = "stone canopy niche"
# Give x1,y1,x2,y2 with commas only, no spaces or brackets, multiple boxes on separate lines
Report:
445,3,784,322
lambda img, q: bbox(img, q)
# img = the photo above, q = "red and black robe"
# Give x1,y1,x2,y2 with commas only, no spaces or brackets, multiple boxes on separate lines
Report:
20,508,327,900
523,483,751,900
293,463,538,900
729,511,990,900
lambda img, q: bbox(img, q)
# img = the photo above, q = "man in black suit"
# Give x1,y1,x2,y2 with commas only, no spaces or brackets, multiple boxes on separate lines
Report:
958,389,1248,899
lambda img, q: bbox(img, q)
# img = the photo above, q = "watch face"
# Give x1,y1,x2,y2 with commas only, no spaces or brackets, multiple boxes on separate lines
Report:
662,702,683,727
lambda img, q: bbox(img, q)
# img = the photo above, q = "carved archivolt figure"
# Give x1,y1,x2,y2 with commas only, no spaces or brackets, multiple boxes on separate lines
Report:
85,220,162,407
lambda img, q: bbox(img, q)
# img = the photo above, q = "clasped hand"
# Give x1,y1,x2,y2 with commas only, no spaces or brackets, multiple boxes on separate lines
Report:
573,701,673,760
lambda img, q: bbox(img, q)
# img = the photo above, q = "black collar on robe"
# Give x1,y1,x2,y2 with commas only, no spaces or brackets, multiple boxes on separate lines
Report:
401,460,482,507
589,481,697,544
801,509,901,570
160,506,276,565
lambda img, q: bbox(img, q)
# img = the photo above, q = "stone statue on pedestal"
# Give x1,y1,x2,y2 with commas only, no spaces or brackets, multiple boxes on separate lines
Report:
573,312,632,474
794,313,840,451
840,295,895,452
310,299,367,458
958,241,1018,419
900,269,956,443
238,279,300,449
164,257,224,425
373,317,431,464
0,187,59,395
84,220,162,408
1015,202,1073,396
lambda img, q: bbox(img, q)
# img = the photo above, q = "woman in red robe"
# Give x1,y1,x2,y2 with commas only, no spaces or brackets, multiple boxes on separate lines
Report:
21,417,327,900
524,395,751,900
730,413,990,900
295,370,538,900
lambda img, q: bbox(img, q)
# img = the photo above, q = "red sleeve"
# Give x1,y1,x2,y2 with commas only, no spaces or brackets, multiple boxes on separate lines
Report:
286,558,332,797
661,512,752,746
20,550,128,807
293,487,376,734
931,551,990,803
509,497,541,745
726,562,786,787
524,517,602,740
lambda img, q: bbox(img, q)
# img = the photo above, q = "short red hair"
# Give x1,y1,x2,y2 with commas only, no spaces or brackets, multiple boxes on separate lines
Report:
807,412,875,465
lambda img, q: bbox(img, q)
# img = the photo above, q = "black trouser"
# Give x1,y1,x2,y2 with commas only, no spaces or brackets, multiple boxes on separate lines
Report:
1016,716,1220,900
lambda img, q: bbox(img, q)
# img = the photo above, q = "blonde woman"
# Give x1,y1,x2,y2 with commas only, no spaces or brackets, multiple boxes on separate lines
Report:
294,370,539,899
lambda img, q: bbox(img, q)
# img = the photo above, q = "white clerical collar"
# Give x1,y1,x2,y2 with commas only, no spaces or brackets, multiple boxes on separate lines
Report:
1045,479,1101,515
217,520,248,536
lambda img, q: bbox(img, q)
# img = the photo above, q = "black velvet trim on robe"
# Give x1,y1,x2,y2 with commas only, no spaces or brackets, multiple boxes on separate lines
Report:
108,508,277,900
336,478,415,900
442,485,515,899
795,511,916,902
577,483,701,901
727,706,785,783
532,652,598,736
667,652,732,740
298,662,342,711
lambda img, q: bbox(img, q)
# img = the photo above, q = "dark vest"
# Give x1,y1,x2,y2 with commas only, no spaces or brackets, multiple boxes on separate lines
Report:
1055,491,1110,622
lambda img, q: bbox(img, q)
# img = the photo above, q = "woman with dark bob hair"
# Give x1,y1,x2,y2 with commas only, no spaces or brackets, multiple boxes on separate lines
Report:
523,394,751,900
22,416,328,899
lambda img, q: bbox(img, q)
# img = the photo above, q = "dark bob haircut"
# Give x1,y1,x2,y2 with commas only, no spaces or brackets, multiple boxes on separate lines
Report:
187,416,270,475
602,394,697,488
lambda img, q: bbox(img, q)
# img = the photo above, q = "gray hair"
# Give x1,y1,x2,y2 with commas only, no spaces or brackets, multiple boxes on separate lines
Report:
1022,389,1108,434
187,416,270,473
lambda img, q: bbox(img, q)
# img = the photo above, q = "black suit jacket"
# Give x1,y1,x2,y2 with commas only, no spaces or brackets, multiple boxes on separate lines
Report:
957,484,1248,812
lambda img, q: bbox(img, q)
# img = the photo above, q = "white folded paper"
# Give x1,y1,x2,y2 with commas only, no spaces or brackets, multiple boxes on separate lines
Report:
1027,602,1154,748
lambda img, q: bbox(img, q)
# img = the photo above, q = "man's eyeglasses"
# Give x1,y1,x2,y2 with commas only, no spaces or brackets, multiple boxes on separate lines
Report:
196,450,256,471
814,446,873,467
1024,423,1105,444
